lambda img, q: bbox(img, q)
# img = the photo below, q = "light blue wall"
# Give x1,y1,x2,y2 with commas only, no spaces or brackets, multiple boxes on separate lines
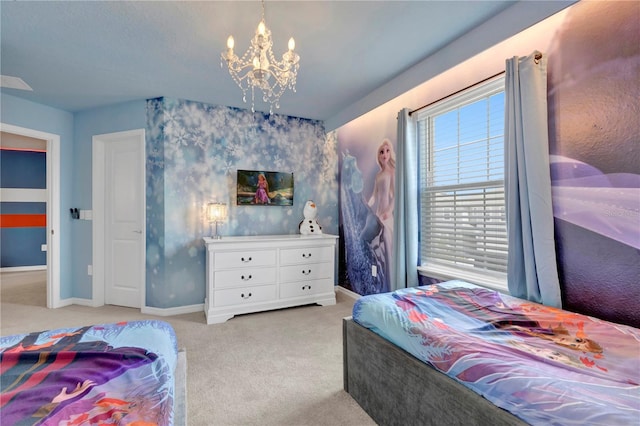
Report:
73,100,146,298
146,98,338,308
1,94,74,298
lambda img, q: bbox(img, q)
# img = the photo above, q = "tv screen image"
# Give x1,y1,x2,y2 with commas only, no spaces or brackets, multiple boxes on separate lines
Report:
236,170,294,206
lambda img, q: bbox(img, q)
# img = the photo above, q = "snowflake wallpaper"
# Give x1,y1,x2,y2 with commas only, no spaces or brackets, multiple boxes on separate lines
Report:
145,97,338,308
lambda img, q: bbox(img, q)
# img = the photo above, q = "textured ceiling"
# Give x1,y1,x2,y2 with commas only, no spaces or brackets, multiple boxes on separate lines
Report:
0,1,573,127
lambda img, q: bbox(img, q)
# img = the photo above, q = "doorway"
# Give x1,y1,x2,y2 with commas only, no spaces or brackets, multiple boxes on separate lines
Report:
0,123,61,308
92,129,145,308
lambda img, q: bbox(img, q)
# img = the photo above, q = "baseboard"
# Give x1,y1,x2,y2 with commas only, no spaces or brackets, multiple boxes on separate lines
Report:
0,265,46,272
54,299,203,317
335,285,361,300
142,303,204,317
68,297,100,307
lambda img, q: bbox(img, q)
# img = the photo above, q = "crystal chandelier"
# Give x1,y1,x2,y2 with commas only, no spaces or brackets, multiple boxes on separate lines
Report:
221,0,300,114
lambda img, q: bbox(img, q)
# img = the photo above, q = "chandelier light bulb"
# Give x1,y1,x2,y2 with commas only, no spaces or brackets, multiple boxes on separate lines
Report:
257,21,266,36
288,38,295,51
227,36,235,50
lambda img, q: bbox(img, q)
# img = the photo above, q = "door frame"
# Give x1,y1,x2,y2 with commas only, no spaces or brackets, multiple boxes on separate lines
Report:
1,123,61,308
92,129,146,308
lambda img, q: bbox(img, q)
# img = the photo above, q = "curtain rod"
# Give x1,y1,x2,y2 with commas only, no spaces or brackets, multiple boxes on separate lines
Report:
409,52,542,116
408,70,504,116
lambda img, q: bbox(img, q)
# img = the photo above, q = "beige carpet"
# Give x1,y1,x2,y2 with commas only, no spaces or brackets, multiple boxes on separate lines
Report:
0,271,375,426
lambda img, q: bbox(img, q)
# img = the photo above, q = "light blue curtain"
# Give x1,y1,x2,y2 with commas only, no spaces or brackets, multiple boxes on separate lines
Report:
504,51,562,308
393,108,419,290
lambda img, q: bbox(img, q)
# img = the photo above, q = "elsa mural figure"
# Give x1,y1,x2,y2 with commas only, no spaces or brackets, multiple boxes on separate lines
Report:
339,139,395,295
365,139,395,283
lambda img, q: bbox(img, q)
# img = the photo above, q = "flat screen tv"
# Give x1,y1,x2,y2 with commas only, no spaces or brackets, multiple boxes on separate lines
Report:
236,170,294,206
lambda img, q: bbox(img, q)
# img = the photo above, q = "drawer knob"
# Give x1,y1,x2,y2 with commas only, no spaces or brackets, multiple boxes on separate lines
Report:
241,256,253,263
302,269,311,275
301,284,312,290
241,292,252,299
302,253,312,258
241,274,253,281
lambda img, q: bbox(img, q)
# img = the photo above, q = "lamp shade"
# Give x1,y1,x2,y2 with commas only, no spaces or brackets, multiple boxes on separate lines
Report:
207,202,228,223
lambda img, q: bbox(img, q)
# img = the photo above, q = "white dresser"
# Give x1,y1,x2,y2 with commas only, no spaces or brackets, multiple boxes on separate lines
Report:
203,234,338,324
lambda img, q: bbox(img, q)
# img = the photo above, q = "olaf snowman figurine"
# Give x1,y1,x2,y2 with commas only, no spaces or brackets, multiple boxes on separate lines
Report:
299,200,323,235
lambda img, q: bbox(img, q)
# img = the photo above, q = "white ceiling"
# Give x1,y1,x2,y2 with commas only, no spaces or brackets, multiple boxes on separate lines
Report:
0,1,573,128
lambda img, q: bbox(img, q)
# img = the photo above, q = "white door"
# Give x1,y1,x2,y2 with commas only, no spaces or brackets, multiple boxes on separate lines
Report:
104,133,144,307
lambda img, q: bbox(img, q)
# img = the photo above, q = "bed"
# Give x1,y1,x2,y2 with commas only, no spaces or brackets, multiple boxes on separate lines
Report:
343,280,640,425
1,319,185,426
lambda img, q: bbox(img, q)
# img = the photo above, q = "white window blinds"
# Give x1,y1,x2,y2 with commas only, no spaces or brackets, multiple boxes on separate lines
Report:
417,77,507,282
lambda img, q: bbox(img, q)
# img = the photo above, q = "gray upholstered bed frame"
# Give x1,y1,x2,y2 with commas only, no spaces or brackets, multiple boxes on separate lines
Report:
343,317,527,426
174,348,188,425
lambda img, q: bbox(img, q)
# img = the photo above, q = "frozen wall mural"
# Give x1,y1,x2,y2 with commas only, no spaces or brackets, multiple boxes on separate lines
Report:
547,1,640,327
146,98,338,308
335,1,639,326
338,130,397,296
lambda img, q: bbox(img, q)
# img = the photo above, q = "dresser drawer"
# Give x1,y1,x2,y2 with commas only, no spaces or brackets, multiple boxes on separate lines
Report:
280,262,331,283
280,279,332,299
213,285,277,307
280,245,334,265
214,267,276,288
214,250,276,269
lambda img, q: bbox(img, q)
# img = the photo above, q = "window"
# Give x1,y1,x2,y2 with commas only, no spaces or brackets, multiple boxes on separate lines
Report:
416,77,507,289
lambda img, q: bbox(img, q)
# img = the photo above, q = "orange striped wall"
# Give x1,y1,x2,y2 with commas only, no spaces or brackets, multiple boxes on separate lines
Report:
0,214,47,228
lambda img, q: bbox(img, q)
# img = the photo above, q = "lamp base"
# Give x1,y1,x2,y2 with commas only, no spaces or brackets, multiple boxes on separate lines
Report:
210,221,223,239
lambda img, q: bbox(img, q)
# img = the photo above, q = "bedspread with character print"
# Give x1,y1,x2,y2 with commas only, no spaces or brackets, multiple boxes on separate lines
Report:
1,320,177,426
353,280,640,426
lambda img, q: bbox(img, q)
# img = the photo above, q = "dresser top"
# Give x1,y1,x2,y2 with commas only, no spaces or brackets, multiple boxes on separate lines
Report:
203,234,338,245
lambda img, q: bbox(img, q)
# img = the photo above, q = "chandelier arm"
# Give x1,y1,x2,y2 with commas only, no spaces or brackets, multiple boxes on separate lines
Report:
227,61,259,75
266,62,296,74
